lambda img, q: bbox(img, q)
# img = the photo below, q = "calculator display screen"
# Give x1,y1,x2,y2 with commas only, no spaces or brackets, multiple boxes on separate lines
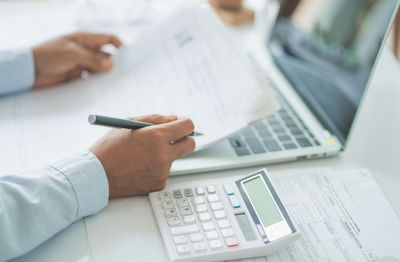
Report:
242,175,283,228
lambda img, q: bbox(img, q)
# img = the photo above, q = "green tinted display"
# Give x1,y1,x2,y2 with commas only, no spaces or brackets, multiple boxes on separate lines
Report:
243,175,282,227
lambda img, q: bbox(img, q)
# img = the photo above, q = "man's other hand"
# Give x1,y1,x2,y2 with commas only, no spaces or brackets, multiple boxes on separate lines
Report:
32,32,122,88
210,0,242,9
89,115,196,198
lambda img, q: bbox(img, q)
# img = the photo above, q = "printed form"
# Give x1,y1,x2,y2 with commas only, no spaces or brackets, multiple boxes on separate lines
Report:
85,168,400,262
234,169,400,262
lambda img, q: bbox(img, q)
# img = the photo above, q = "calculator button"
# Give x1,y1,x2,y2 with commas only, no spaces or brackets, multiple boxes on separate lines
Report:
193,242,206,252
195,204,207,213
189,233,203,242
167,217,180,226
176,199,189,208
176,244,190,255
223,184,235,195
217,219,231,229
225,237,239,247
183,215,196,224
180,207,192,216
159,192,170,200
229,195,240,208
171,225,199,235
209,239,222,249
213,210,226,219
164,209,177,217
206,194,220,203
173,235,187,245
193,196,205,205
210,202,223,211
207,185,216,194
196,187,205,195
184,188,194,197
205,230,218,240
202,222,215,231
161,200,174,209
221,228,235,237
173,190,183,198
198,212,211,222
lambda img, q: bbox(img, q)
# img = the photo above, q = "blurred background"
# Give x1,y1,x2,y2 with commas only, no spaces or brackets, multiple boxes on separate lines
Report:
0,0,398,60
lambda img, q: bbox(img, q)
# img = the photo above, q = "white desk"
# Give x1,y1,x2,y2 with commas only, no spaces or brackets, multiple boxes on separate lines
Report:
3,1,400,262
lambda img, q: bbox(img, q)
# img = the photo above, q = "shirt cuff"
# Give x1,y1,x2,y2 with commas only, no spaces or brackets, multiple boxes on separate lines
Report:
0,48,35,96
50,151,109,221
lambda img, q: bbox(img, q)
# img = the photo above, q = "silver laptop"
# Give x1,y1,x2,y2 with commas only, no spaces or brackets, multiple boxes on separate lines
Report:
171,0,399,176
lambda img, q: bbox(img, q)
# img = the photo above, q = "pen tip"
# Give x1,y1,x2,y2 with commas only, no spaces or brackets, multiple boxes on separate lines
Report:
88,115,96,124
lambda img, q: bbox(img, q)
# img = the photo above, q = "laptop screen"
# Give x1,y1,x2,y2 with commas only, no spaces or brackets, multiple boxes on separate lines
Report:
268,0,399,143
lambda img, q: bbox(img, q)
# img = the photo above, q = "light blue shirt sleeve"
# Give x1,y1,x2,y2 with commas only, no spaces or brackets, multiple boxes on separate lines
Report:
0,151,109,261
0,48,35,96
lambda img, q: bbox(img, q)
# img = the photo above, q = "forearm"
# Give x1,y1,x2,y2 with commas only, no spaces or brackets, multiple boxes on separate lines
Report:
0,48,35,96
0,151,109,261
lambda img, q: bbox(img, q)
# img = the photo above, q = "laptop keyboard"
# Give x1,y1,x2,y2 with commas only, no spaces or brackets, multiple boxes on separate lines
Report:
228,96,321,157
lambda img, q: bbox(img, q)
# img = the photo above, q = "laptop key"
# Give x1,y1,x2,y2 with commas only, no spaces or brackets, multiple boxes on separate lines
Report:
254,122,267,130
296,137,312,147
279,112,291,119
290,129,303,136
286,122,298,129
229,138,246,148
268,120,280,126
234,147,251,156
282,115,294,122
257,128,273,138
283,143,298,150
263,139,282,152
278,135,292,142
242,129,256,138
245,137,266,154
272,127,286,134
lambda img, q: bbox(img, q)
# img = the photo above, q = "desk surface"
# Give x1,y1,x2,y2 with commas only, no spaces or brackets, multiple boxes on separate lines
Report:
3,1,400,262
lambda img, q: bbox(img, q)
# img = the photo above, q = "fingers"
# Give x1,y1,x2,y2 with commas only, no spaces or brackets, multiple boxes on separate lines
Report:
74,45,114,72
129,115,178,124
170,137,196,159
66,32,123,73
65,66,86,81
67,32,123,51
159,118,195,142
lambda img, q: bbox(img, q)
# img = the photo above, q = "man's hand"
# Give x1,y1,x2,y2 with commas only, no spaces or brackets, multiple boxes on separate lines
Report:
32,32,122,88
210,0,242,9
89,115,196,198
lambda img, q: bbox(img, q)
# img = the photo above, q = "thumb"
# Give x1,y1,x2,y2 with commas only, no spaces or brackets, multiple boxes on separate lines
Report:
75,46,114,72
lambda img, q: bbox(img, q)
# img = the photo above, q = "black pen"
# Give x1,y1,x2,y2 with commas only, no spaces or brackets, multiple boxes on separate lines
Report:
88,114,203,136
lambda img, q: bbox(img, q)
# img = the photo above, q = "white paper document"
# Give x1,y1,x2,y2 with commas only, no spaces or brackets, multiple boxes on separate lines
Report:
84,168,400,262
0,3,279,173
239,168,400,262
113,3,280,150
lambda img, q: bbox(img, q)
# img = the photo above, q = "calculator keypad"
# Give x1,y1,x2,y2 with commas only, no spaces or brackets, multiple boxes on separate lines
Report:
158,183,241,256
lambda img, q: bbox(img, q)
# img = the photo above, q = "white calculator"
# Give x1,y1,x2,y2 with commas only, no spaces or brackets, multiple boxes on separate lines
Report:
149,169,300,262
